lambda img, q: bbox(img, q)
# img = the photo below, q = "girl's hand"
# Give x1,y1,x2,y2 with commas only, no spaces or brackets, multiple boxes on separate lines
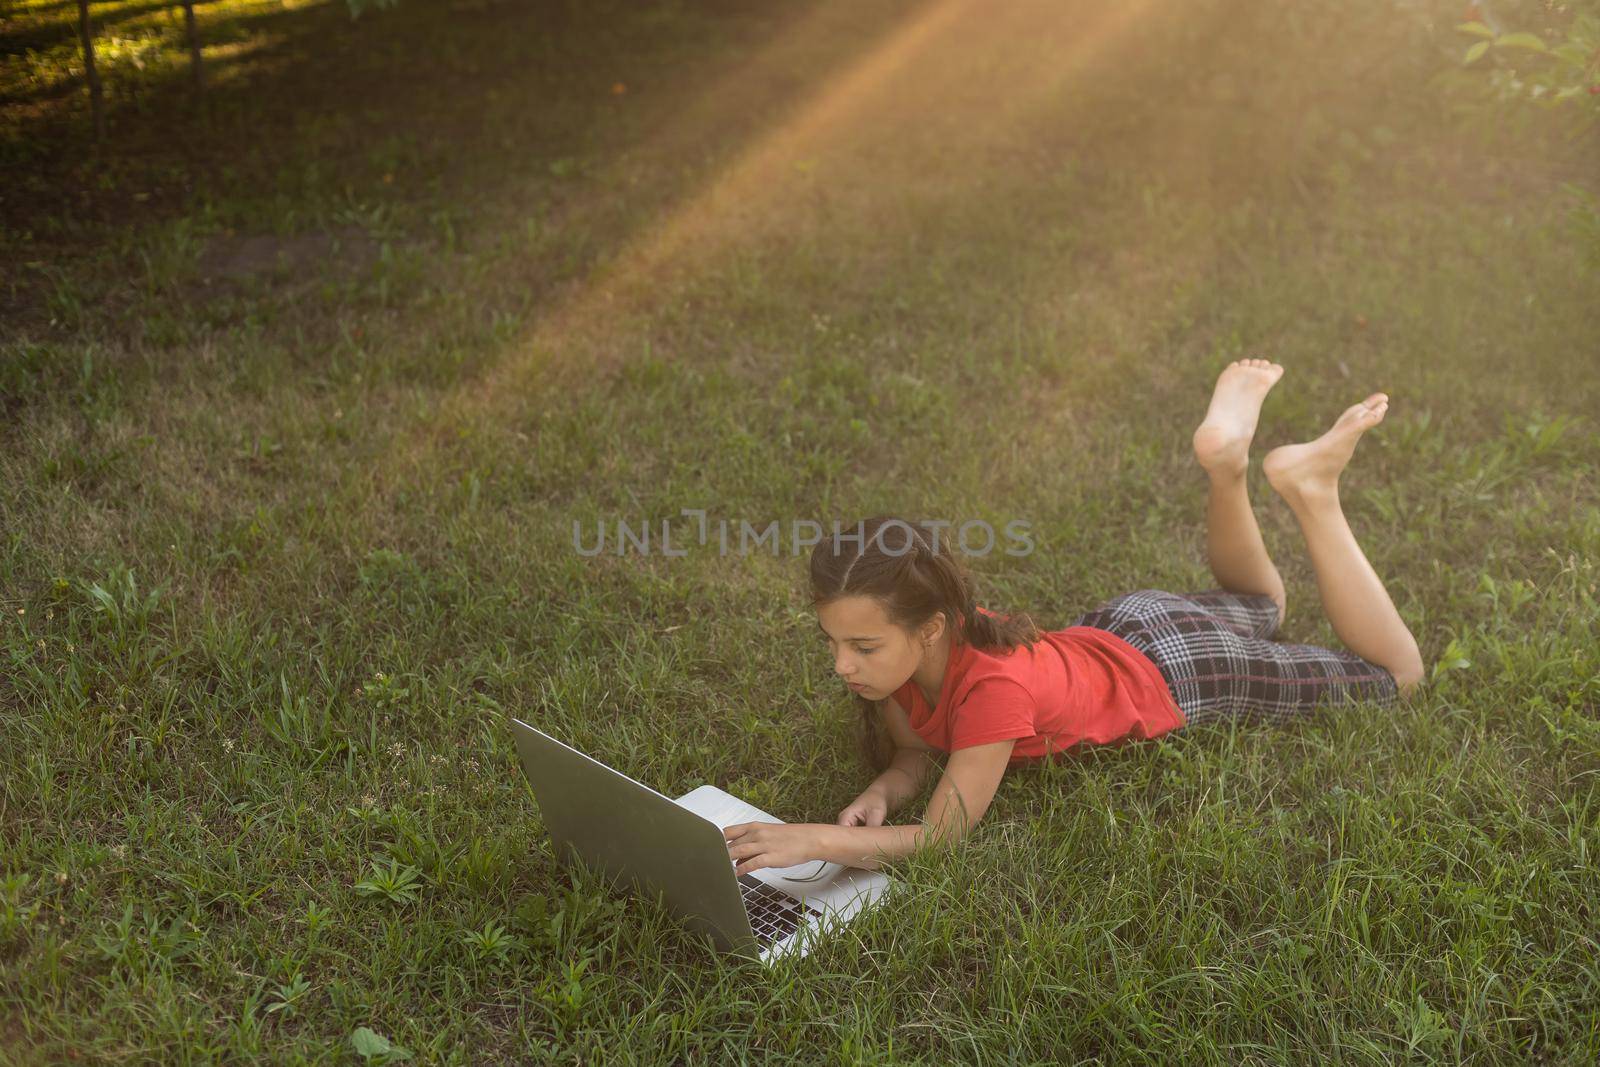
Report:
723,822,832,877
836,791,888,828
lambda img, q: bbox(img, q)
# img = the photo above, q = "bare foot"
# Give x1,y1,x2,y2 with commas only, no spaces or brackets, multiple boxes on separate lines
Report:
1192,359,1285,479
1263,393,1389,507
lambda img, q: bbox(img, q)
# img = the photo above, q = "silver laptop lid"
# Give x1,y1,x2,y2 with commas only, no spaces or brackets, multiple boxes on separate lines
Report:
509,718,760,956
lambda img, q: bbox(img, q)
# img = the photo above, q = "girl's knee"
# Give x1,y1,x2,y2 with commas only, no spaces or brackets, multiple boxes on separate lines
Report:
1270,591,1287,628
1386,659,1424,700
1392,645,1426,695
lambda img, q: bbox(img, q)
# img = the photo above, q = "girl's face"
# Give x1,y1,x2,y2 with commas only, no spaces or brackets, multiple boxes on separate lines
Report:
815,595,942,700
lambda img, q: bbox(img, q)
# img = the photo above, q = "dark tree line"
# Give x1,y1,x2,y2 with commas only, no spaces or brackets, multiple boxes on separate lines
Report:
72,0,387,144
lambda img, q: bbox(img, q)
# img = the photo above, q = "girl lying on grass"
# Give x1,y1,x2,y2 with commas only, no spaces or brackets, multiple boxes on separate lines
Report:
725,360,1425,876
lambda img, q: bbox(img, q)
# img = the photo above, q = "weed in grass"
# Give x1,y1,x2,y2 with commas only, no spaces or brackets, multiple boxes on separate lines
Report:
349,1026,412,1063
80,564,166,639
459,919,525,968
352,856,425,907
92,900,204,977
356,670,411,710
303,900,332,940
265,969,313,1016
0,873,42,950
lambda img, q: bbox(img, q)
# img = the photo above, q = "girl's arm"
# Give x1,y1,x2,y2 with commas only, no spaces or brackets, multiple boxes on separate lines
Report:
822,737,1016,871
729,741,1015,876
869,747,940,812
840,745,937,827
866,698,940,812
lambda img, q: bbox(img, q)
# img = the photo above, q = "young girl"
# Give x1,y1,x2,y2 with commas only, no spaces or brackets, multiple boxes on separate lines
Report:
725,360,1425,877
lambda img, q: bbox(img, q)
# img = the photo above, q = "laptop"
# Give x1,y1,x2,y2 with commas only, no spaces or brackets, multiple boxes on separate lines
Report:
509,717,893,963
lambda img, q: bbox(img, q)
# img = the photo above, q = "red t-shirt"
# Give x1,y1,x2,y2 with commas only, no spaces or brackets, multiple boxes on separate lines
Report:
888,608,1186,764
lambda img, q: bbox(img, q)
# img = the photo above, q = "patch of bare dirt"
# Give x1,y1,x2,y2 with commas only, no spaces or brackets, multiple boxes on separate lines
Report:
194,226,380,285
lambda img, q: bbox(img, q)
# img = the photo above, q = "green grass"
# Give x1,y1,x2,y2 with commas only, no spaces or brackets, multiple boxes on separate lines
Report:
3,0,1600,1061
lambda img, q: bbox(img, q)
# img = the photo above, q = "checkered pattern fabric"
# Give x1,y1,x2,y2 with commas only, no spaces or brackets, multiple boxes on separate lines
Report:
1070,588,1400,729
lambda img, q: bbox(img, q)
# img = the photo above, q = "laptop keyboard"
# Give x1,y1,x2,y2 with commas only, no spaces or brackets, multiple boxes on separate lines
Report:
737,873,810,948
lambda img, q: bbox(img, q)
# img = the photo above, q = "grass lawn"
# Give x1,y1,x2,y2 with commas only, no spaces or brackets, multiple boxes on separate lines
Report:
3,0,1599,1061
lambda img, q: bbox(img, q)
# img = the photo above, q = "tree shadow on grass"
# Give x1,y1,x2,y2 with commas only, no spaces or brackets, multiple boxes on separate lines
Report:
0,0,929,315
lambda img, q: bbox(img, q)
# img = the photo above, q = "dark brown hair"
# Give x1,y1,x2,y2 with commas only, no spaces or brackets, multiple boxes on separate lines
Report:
808,515,1043,772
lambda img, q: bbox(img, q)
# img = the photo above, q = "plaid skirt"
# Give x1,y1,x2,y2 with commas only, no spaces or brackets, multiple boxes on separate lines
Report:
1070,589,1400,729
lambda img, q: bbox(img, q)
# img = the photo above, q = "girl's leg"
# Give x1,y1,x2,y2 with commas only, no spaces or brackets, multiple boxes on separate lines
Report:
1192,359,1288,628
1178,628,1402,729
1078,590,1399,729
1180,589,1282,640
1264,394,1425,695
